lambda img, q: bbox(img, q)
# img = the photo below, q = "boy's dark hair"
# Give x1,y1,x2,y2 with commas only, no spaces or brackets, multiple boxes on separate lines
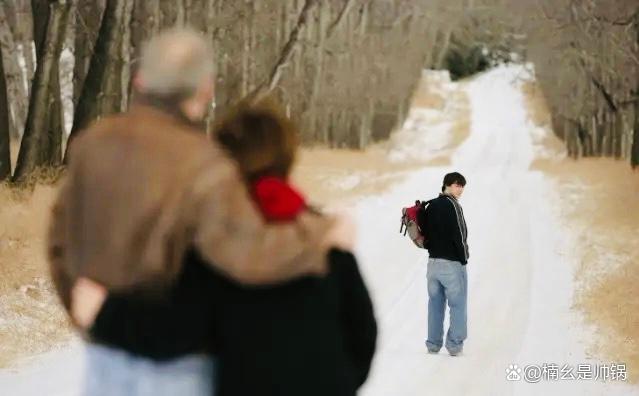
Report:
441,172,466,192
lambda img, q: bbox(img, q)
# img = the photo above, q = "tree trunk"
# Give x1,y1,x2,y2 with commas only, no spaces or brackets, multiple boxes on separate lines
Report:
0,4,28,140
129,0,160,103
13,0,71,182
568,118,583,158
249,0,318,101
565,119,576,158
632,94,639,168
66,0,131,158
326,0,356,39
306,3,328,143
131,0,160,55
203,0,218,136
241,9,250,97
19,2,36,90
612,111,622,159
175,0,186,26
4,0,35,85
73,0,105,106
435,28,453,69
0,43,11,181
120,0,134,111
632,13,639,168
32,0,64,166
593,113,602,156
160,1,179,29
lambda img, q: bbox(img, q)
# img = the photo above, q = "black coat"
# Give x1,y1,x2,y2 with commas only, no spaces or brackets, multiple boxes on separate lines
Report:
417,194,469,264
91,248,377,396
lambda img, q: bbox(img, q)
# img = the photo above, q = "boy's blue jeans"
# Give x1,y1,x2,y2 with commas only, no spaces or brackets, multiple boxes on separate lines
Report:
425,258,467,354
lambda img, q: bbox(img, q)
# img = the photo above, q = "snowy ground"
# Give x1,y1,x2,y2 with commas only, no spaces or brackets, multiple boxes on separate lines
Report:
356,65,637,395
387,70,463,164
1,65,636,395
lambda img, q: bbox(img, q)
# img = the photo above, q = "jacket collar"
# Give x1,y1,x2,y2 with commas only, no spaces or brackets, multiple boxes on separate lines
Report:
130,98,205,131
440,192,457,201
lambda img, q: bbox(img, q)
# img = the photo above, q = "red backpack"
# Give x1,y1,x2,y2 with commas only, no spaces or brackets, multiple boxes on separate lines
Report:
400,199,433,249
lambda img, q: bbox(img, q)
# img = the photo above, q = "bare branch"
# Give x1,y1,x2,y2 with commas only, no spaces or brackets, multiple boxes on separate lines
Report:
248,0,318,102
326,0,357,39
591,10,638,26
568,42,618,112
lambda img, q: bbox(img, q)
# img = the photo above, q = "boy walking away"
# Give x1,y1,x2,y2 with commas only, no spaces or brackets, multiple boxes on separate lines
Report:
418,172,468,356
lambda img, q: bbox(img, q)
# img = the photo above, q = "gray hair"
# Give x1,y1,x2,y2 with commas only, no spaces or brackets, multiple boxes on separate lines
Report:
138,28,214,97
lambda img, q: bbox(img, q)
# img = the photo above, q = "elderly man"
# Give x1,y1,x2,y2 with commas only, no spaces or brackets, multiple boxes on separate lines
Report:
48,29,350,395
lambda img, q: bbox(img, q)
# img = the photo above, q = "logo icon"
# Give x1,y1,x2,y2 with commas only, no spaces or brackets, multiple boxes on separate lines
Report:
506,364,522,381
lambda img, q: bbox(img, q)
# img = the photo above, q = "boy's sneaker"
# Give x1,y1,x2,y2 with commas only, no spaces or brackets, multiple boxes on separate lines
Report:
425,341,440,354
448,349,463,357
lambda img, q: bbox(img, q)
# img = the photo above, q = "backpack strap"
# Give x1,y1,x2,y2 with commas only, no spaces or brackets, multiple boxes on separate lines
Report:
416,198,436,231
399,208,408,234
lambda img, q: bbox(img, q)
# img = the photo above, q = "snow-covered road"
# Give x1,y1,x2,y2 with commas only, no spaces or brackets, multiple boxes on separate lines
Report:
1,66,636,395
356,65,637,396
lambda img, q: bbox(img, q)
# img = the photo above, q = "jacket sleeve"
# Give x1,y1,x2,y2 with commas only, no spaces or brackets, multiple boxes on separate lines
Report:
48,177,73,313
191,157,334,285
331,249,377,388
444,200,467,264
89,260,216,360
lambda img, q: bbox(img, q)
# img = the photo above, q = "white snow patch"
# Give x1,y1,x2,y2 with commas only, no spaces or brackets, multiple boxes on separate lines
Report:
0,340,85,396
16,44,29,94
387,70,466,164
60,46,75,136
329,174,362,190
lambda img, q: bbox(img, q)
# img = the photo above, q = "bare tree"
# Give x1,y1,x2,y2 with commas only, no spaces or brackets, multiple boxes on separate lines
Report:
13,0,71,182
249,0,318,101
4,0,35,84
632,11,639,168
11,0,580,177
32,0,64,166
66,0,133,157
130,1,160,59
0,44,10,181
0,2,30,140
519,0,638,166
73,0,105,106
160,1,182,29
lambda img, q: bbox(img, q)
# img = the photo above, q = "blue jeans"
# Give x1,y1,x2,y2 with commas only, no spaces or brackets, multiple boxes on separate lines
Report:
83,343,215,396
425,258,467,354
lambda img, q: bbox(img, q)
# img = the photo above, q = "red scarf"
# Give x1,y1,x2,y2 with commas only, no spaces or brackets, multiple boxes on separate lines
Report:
252,176,306,222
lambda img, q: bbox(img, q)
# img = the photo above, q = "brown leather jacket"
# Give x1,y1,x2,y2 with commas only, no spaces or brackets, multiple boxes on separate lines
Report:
48,105,332,311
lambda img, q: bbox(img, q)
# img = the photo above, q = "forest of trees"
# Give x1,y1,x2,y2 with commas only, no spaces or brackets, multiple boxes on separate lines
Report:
523,1,639,167
0,0,637,183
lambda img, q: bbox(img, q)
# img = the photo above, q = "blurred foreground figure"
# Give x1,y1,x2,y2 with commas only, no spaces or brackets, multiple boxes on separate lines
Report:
88,99,377,396
48,28,350,396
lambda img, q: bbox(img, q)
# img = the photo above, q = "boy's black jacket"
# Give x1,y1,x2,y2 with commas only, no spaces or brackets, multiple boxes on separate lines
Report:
418,194,469,264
